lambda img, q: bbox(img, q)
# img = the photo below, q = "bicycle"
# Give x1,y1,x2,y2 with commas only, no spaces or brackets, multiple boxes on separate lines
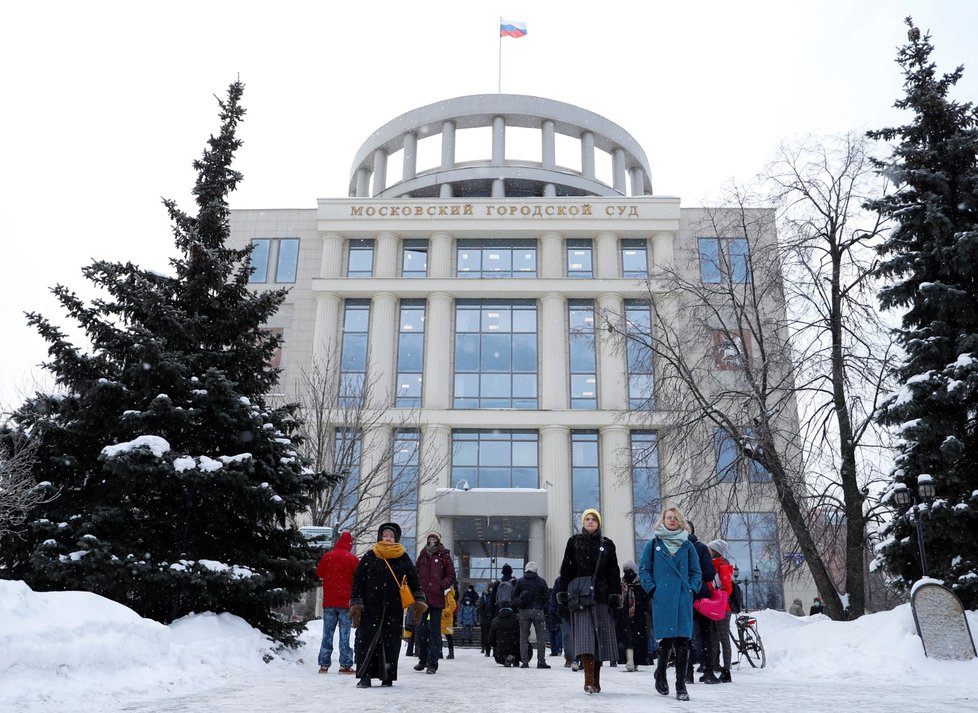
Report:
730,613,766,668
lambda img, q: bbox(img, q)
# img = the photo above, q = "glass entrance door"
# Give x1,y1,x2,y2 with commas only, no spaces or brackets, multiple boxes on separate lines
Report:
454,515,528,592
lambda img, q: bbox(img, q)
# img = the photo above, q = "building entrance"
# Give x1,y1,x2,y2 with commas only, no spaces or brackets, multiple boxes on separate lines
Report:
454,515,528,591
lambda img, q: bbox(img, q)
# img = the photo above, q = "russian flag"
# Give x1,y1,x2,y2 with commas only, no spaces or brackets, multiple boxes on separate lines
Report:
500,19,527,38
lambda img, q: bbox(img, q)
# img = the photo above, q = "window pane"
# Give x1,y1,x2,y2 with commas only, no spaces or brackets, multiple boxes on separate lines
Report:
481,334,511,371
249,239,270,283
402,240,428,277
621,239,648,277
348,240,374,277
567,240,593,278
275,238,299,283
730,239,751,283
454,334,480,371
698,238,721,283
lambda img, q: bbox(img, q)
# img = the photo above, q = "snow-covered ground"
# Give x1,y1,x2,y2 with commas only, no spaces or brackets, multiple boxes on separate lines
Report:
2,579,975,713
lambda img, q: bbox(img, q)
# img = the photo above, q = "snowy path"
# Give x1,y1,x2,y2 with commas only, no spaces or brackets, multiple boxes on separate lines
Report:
55,645,967,713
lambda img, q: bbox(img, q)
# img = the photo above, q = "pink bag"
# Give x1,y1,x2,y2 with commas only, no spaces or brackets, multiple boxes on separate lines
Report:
693,588,729,621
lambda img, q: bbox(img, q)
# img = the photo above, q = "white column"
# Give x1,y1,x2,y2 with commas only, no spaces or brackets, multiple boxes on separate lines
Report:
441,121,456,169
424,292,452,409
492,116,505,165
320,232,345,278
529,517,546,575
359,424,393,524
541,424,571,584
429,232,453,278
542,120,556,168
367,292,397,408
599,425,633,563
540,292,568,410
403,131,417,181
312,292,341,368
594,231,619,279
418,424,451,538
372,148,387,196
539,231,563,278
355,169,370,198
630,167,646,197
375,232,398,278
581,131,595,179
652,231,675,271
597,292,627,410
612,148,626,194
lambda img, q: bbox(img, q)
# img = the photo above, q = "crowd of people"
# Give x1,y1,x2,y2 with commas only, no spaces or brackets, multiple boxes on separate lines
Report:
315,508,766,701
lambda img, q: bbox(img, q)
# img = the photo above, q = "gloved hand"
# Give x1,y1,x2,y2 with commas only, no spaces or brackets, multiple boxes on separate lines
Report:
410,600,429,623
556,591,568,605
609,593,622,609
349,604,363,629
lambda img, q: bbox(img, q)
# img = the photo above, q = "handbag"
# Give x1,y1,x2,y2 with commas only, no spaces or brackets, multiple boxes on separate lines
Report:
692,587,729,621
383,556,416,609
566,537,608,611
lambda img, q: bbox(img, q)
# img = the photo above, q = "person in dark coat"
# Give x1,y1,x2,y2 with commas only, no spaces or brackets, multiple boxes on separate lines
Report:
478,582,494,656
556,508,622,694
545,578,562,657
687,521,717,686
349,523,427,688
639,507,701,702
513,561,551,668
487,606,522,667
616,560,651,672
414,530,457,674
551,575,576,668
810,597,824,616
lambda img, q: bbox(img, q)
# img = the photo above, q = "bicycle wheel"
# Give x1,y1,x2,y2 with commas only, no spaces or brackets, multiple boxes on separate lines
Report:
741,622,766,669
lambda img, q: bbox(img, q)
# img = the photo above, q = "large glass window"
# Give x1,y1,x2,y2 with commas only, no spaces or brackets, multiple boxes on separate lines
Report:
721,511,784,610
248,238,299,284
631,431,660,556
715,428,770,483
339,300,370,406
402,239,428,278
698,238,751,284
571,431,600,533
396,301,425,407
453,301,537,409
451,430,538,489
568,301,597,409
348,239,374,278
624,300,655,409
566,239,593,278
457,239,537,278
333,429,361,531
390,430,420,555
621,238,649,278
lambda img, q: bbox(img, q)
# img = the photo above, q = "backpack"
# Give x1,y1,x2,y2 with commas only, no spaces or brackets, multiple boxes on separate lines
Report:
728,580,744,614
496,578,514,609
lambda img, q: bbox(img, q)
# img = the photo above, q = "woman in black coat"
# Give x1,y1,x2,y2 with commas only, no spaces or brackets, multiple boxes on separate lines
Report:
556,508,621,694
349,522,427,688
616,560,651,671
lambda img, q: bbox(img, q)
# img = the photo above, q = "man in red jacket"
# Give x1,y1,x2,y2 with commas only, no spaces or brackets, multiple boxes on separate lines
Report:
316,531,360,674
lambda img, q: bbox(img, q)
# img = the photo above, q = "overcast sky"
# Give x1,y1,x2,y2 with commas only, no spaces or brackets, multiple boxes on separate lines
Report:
2,1,977,408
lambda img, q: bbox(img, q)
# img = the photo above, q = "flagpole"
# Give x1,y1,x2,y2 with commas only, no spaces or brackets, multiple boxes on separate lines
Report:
498,17,502,93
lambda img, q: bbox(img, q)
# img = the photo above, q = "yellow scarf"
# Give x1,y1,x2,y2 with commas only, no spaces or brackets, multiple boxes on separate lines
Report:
372,541,406,560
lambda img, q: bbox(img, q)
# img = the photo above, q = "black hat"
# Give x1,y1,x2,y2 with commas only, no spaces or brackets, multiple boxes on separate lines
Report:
501,563,513,576
377,522,401,542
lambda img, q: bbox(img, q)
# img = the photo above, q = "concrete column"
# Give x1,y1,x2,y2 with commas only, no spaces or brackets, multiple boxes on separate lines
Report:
652,232,675,271
630,166,646,197
320,232,345,278
542,120,556,168
440,183,454,198
539,231,563,278
429,232,453,278
312,292,341,368
355,168,370,198
581,131,595,179
403,131,417,181
418,424,452,537
599,424,633,562
375,232,398,278
441,121,456,169
424,292,453,409
529,517,546,575
492,116,505,165
540,292,568,410
492,178,505,197
372,148,387,197
540,424,571,583
543,183,556,197
597,292,628,410
594,231,619,279
367,292,397,408
612,148,626,194
358,424,393,526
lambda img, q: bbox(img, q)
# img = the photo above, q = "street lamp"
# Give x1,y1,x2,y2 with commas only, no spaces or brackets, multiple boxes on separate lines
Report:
892,475,936,577
733,564,762,610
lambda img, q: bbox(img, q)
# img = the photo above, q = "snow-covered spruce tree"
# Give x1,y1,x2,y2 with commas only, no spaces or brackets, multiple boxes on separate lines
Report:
867,19,978,607
0,81,319,646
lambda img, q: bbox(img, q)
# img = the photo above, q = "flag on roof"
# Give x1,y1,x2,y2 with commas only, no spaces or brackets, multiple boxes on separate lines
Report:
500,19,527,38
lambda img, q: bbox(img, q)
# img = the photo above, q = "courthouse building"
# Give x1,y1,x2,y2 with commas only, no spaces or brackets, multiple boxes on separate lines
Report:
231,94,806,609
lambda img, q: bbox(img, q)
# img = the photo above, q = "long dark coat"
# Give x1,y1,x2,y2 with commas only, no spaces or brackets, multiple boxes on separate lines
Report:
350,549,423,682
558,531,621,660
616,572,652,664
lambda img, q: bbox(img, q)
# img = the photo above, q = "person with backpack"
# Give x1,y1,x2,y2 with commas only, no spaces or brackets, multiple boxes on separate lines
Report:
556,508,622,694
493,563,516,613
639,507,701,702
706,539,735,683
686,521,717,686
513,561,552,668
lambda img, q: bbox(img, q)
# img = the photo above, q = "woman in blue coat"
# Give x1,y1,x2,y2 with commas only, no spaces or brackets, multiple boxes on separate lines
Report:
639,507,701,702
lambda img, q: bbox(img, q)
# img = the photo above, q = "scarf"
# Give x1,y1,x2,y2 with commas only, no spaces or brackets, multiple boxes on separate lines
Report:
622,580,637,618
425,543,440,556
653,524,688,556
372,541,406,560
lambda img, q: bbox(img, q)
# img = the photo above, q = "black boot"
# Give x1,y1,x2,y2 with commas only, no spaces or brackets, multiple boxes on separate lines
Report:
674,639,690,701
700,667,721,684
447,635,455,659
654,640,671,696
719,667,732,683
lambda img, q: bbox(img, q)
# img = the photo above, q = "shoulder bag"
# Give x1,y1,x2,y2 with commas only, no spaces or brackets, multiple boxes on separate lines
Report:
383,556,415,609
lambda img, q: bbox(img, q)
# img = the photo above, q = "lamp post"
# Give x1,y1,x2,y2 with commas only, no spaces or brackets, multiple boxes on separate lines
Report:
733,564,762,610
891,475,936,578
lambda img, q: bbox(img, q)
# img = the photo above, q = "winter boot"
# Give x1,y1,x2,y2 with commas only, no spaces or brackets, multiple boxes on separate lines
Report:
654,641,671,696
719,667,732,683
564,655,573,668
625,648,636,672
592,660,602,693
447,635,455,659
700,666,720,684
581,654,596,693
685,655,695,684
675,640,691,701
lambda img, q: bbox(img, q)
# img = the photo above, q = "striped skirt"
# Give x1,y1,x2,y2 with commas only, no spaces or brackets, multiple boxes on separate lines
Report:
570,603,618,661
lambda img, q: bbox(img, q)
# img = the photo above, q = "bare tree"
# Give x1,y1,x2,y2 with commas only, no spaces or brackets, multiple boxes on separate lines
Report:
0,430,55,539
290,350,448,546
606,139,895,619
